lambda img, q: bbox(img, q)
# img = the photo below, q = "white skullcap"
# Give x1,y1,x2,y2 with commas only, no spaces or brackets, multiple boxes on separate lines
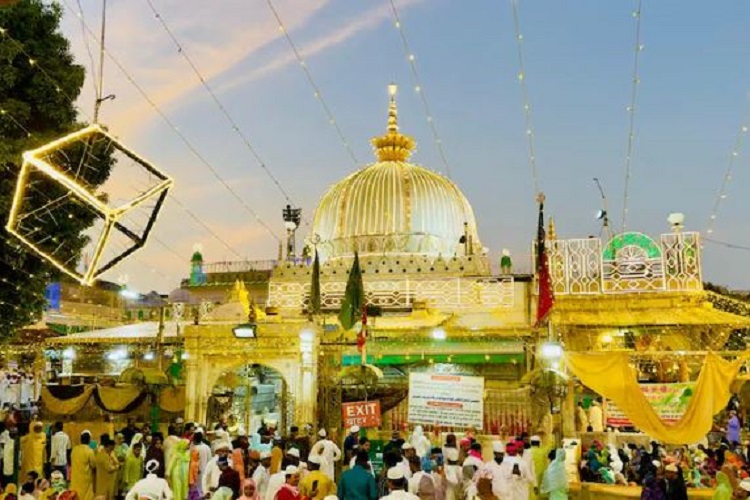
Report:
318,429,327,438
740,479,750,492
445,448,459,462
665,464,678,473
146,459,160,473
237,428,246,437
652,460,661,468
175,418,184,424
287,448,300,458
81,430,91,436
694,456,703,464
260,451,272,460
307,454,321,465
492,441,505,453
401,442,414,450
284,465,300,476
350,426,360,434
195,427,205,434
530,435,541,443
323,496,338,500
387,467,405,481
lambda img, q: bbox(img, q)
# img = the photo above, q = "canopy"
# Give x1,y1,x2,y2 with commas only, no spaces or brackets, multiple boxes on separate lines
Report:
46,322,180,345
565,351,747,444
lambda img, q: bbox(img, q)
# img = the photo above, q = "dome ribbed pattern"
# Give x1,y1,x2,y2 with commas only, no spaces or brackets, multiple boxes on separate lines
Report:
311,160,481,260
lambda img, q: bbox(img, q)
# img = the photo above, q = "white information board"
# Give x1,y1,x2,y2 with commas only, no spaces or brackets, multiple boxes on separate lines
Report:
408,372,484,429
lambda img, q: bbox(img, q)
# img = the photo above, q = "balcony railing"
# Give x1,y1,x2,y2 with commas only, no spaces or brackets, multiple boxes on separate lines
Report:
547,231,702,295
268,276,515,311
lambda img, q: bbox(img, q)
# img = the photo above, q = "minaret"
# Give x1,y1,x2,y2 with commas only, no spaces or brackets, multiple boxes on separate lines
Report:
370,83,416,162
190,244,206,285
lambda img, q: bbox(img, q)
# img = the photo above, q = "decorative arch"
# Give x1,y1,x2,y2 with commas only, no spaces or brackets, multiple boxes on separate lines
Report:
603,232,661,261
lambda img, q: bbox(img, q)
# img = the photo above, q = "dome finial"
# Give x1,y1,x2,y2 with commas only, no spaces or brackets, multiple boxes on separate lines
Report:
371,83,416,162
387,83,399,134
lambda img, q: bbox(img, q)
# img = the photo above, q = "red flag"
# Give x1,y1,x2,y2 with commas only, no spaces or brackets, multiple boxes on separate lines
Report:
535,194,554,326
357,307,367,353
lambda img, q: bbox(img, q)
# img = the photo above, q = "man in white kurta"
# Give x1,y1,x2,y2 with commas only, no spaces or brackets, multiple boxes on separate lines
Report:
481,441,509,499
309,430,341,482
500,443,535,500
125,459,173,500
252,451,272,498
443,448,463,500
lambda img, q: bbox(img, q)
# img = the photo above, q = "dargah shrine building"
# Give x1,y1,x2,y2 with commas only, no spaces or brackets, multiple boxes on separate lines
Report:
46,89,750,439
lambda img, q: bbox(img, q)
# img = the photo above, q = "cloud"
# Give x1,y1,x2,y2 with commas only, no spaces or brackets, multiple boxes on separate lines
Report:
62,0,330,134
216,0,425,94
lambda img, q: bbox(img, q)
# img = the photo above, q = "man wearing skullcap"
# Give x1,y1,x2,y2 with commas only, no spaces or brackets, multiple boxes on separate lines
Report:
125,459,173,500
218,455,241,499
252,451,273,498
381,467,418,500
309,430,341,482
298,454,334,500
94,435,120,500
442,447,462,500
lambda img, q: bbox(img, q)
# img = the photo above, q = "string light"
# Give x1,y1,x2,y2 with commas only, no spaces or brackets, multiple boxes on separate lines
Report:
509,0,541,196
620,0,645,232
55,2,283,243
703,237,750,253
143,0,306,223
0,103,243,262
0,163,178,287
706,113,750,237
0,108,32,137
264,0,359,167
388,0,452,178
74,0,99,100
0,26,93,123
6,125,173,285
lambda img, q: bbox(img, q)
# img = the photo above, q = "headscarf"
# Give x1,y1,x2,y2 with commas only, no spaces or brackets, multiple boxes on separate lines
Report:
714,472,733,500
541,449,567,495
50,471,67,494
210,487,234,500
239,479,260,500
132,433,144,445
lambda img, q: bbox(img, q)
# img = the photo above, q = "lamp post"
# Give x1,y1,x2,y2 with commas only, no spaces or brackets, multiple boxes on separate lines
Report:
282,204,302,261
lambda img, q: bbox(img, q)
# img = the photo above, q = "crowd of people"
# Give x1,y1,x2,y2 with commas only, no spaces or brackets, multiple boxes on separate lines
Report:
0,416,573,500
4,414,750,500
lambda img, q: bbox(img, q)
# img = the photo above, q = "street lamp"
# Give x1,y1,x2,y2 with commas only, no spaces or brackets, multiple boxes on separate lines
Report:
232,323,257,339
282,204,302,261
539,340,564,368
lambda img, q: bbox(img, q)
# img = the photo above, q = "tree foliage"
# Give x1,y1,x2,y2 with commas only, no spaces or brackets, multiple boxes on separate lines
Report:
0,1,114,336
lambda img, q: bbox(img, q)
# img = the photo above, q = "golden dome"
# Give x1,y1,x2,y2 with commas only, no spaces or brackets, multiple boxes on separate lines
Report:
311,85,482,260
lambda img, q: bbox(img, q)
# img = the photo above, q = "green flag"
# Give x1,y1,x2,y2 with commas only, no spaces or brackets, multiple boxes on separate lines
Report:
310,249,321,315
338,252,364,330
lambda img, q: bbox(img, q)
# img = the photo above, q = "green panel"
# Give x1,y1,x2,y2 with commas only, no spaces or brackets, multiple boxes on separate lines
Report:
603,232,661,260
342,353,524,366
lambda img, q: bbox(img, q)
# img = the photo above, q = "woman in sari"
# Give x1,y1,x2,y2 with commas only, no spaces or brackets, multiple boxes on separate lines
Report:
713,471,733,500
167,439,190,500
541,449,568,500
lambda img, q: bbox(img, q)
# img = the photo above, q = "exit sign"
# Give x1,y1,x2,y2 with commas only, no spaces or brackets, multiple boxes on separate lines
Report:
342,400,382,429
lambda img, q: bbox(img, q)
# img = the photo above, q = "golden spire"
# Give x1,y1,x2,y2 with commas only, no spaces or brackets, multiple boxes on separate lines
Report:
548,217,557,240
371,83,416,162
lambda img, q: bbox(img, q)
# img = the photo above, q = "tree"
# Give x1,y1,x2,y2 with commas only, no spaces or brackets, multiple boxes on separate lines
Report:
0,1,114,337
